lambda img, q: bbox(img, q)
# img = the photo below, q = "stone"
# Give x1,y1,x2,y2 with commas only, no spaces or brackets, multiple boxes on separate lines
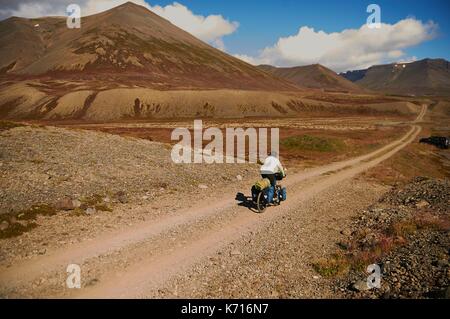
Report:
230,249,241,256
198,184,208,189
437,259,448,267
415,200,430,208
85,207,97,215
236,175,243,181
270,290,280,298
56,197,75,210
119,195,128,204
0,220,9,231
116,191,128,204
86,278,99,286
352,280,371,292
72,199,82,208
341,228,352,236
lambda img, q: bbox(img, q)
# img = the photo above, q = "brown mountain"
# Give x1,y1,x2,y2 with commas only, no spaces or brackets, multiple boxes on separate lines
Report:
0,2,295,91
258,64,364,93
341,59,450,96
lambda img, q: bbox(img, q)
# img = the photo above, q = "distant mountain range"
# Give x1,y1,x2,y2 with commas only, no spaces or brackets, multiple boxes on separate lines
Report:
340,59,450,96
0,2,448,121
0,2,295,91
0,1,447,96
258,64,364,93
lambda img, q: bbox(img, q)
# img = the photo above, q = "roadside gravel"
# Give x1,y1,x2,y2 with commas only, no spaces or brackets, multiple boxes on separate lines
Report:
158,179,387,298
0,125,257,264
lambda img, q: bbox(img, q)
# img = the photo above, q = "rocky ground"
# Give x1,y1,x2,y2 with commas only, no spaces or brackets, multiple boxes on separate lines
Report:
0,124,257,258
330,177,450,299
156,179,388,298
0,124,256,215
1,110,448,299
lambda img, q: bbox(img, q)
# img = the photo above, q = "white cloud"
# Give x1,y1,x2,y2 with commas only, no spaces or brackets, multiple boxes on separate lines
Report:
232,54,258,65
149,2,238,47
396,56,418,64
0,0,65,18
236,18,437,72
0,0,238,49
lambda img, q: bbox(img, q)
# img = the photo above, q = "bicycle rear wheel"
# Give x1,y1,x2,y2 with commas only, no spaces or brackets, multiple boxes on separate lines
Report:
256,191,268,213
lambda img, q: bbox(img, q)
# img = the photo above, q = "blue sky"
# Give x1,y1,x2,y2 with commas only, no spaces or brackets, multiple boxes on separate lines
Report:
1,0,448,71
147,0,450,68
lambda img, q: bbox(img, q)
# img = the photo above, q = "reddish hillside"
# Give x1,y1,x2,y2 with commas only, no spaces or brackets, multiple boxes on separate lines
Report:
258,64,364,93
0,2,295,91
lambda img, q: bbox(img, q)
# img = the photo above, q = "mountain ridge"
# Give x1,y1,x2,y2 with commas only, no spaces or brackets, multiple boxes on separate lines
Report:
258,64,364,93
340,58,450,96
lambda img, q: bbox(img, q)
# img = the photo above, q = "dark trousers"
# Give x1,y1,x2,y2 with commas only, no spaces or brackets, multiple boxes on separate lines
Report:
261,173,276,203
261,174,276,187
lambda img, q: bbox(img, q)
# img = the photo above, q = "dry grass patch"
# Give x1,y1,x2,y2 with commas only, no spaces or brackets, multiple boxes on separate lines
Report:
79,194,113,212
281,134,346,153
388,220,418,237
10,204,57,221
0,120,24,131
0,204,57,239
413,211,450,232
314,211,449,278
0,221,38,239
312,254,350,278
94,204,113,212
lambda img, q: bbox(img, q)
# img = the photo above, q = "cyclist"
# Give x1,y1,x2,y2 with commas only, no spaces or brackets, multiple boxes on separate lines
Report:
260,151,285,204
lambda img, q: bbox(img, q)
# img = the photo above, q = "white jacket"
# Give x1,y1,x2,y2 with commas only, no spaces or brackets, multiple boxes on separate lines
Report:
260,156,285,175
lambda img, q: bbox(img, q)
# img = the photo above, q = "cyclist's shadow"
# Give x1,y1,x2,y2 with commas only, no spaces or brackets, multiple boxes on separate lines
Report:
235,192,258,213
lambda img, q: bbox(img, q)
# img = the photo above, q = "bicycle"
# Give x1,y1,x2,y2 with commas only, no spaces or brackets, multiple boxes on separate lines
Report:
252,172,286,213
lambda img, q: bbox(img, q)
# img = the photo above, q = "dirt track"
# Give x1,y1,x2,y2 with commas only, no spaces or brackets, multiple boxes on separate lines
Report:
0,105,426,298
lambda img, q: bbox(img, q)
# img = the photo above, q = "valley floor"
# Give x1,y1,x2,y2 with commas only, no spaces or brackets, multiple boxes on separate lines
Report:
0,104,449,298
